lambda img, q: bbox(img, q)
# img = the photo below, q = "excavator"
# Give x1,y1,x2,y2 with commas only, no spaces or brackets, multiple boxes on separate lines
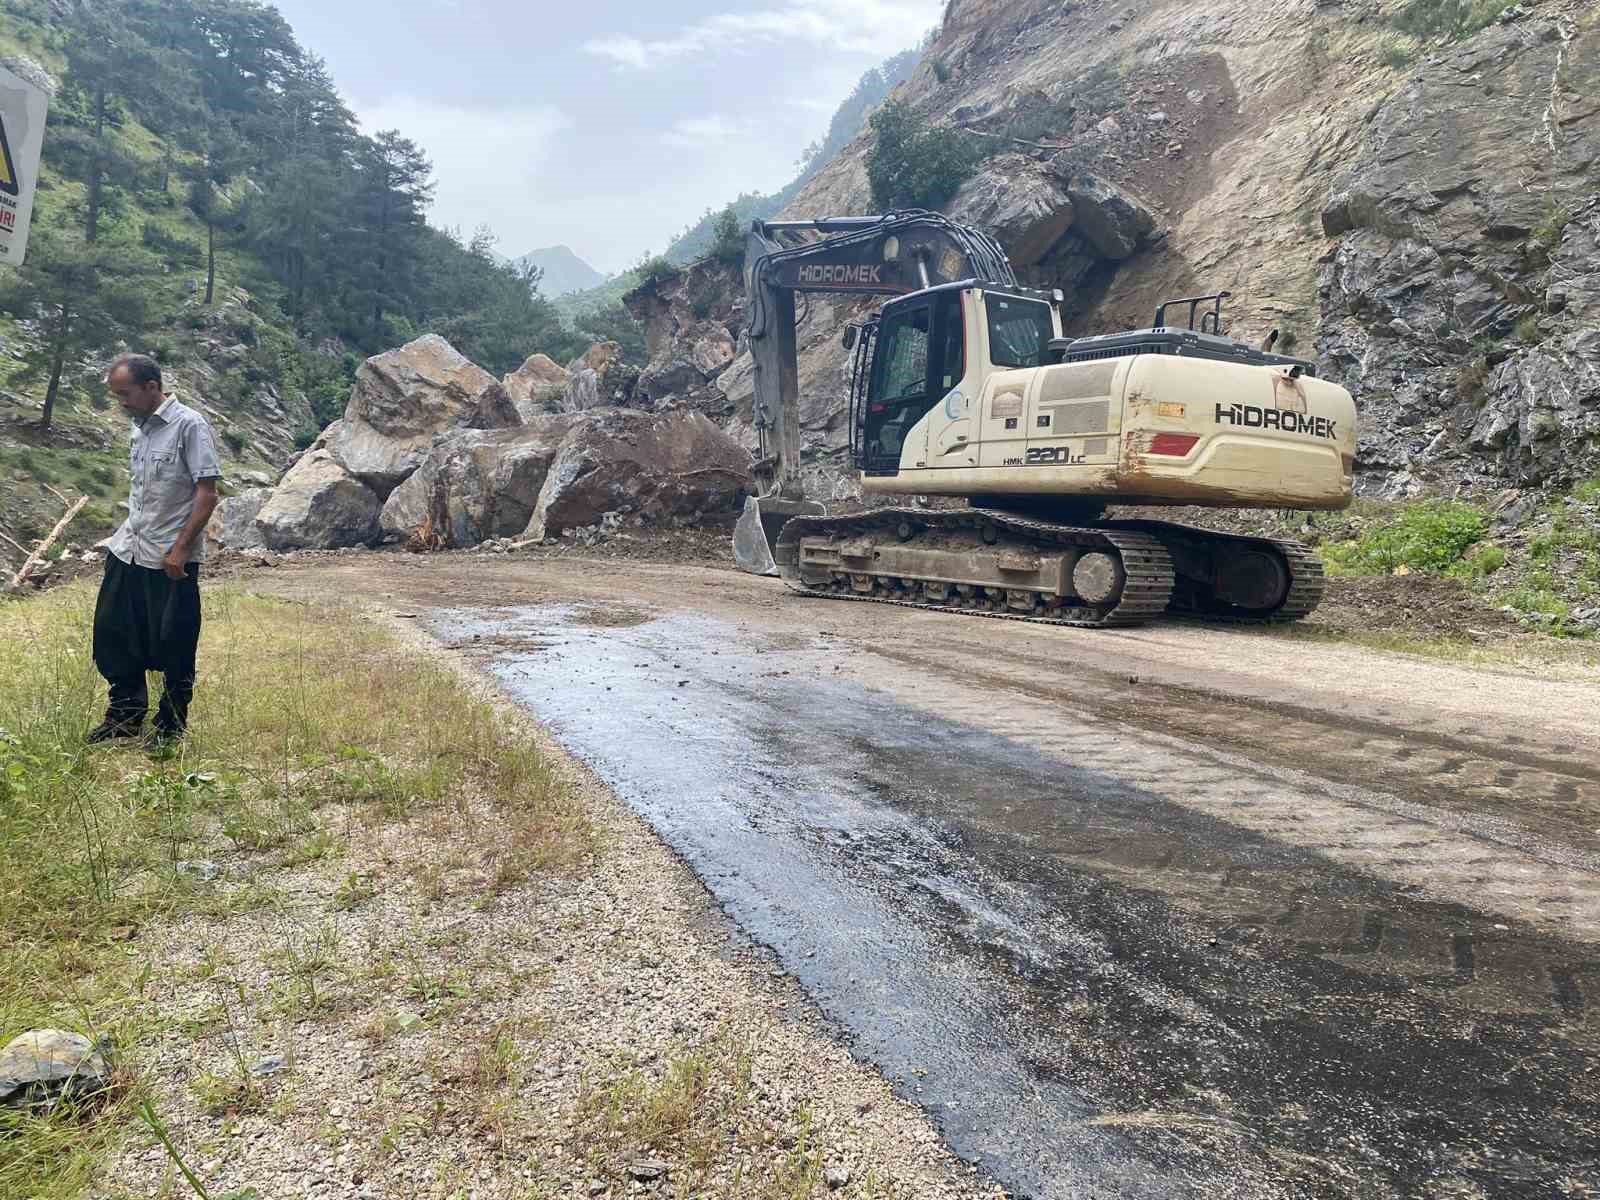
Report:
731,210,1356,627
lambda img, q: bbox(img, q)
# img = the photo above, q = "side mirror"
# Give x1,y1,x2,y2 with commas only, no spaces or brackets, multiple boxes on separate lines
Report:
841,326,858,351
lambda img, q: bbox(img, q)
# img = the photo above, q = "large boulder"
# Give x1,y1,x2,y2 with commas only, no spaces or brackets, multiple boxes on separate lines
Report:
330,335,521,496
523,409,752,541
379,418,577,547
502,353,571,421
1053,171,1154,261
949,154,1076,267
255,449,382,550
624,261,746,411
636,320,737,406
560,341,640,412
208,487,271,551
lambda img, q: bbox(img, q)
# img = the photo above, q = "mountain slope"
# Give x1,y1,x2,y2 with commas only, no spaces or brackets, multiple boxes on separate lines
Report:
627,0,1600,502
514,245,605,297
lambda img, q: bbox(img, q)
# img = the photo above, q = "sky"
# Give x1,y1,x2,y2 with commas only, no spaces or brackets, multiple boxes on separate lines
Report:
267,0,943,276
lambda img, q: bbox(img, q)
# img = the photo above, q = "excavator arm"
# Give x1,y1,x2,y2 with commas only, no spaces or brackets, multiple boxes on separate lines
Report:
734,211,1017,574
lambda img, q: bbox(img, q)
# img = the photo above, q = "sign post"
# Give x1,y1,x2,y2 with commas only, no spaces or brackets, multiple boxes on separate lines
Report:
0,63,49,266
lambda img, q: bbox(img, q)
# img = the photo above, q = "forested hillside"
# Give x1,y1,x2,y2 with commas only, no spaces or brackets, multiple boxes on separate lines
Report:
0,0,615,555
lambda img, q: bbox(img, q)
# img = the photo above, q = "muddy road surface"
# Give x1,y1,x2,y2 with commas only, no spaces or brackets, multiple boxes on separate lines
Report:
263,555,1600,1199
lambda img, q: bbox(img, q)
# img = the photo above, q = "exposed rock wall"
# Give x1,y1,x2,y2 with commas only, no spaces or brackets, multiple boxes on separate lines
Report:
1320,7,1600,492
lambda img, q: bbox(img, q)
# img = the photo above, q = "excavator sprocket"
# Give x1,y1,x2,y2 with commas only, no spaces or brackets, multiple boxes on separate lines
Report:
771,508,1325,629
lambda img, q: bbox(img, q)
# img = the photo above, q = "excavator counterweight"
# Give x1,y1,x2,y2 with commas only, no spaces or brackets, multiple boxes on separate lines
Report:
734,211,1355,626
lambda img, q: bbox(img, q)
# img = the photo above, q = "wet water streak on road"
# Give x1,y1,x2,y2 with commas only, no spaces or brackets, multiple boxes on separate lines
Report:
434,605,1600,1200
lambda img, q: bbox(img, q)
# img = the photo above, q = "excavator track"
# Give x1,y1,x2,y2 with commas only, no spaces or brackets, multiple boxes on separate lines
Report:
774,508,1175,629
1110,519,1326,624
772,509,1325,629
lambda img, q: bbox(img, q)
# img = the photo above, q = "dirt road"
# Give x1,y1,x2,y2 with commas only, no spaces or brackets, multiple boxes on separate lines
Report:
258,552,1600,1198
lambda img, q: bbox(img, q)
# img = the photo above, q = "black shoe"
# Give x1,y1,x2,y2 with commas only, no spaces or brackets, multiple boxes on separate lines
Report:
87,719,144,744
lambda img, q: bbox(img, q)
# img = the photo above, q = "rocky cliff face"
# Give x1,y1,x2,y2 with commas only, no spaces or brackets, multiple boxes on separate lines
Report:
1321,7,1600,493
628,0,1600,498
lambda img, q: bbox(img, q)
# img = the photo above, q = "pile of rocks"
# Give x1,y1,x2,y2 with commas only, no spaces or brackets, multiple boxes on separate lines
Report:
210,335,751,553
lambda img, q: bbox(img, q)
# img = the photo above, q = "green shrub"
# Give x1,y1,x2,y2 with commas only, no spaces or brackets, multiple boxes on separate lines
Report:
1528,533,1558,563
1533,199,1571,254
1573,475,1600,502
222,428,248,455
634,255,679,288
1504,584,1570,620
1379,38,1415,69
1447,544,1506,580
1393,0,1514,40
1515,313,1541,344
707,206,744,267
1324,501,1490,575
866,100,983,212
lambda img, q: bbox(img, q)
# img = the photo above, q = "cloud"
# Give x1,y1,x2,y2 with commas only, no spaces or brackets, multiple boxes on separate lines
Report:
661,114,748,149
358,98,570,250
584,0,941,69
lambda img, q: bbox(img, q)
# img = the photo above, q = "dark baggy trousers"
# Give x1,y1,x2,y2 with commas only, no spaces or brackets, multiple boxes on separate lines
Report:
92,552,202,734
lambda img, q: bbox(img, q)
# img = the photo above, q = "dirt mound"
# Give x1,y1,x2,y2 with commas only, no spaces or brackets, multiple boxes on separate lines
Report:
1310,574,1522,639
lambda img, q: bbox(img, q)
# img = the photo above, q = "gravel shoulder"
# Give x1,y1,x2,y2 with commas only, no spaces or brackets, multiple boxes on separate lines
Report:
99,604,1001,1200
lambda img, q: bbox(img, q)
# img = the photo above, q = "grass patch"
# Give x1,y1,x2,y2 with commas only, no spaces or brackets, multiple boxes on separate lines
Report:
0,583,590,1199
1323,500,1490,576
577,1031,840,1198
1270,620,1600,671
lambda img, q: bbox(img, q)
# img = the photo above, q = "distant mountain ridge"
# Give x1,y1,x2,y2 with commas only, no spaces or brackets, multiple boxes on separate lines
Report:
513,245,606,297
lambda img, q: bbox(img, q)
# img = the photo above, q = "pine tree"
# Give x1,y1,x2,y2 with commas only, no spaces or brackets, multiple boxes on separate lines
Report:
0,229,159,429
349,131,434,344
184,116,247,304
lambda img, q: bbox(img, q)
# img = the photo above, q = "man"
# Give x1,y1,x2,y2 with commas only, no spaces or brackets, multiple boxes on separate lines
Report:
88,354,222,746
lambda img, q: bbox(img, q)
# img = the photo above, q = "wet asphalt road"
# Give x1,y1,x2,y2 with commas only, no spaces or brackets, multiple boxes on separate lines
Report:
432,601,1600,1200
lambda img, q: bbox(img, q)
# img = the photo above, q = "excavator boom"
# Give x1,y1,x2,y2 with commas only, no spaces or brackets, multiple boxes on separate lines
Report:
736,211,1019,573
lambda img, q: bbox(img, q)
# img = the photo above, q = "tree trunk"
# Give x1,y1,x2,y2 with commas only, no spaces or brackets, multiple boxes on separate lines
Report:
86,85,106,243
204,216,216,305
40,304,73,431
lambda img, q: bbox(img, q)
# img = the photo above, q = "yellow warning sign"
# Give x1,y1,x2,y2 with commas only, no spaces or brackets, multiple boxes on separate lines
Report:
0,63,48,265
0,110,19,197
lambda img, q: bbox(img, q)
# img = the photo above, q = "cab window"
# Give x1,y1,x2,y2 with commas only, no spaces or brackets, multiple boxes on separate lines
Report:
933,291,965,390
987,296,1053,368
877,305,930,403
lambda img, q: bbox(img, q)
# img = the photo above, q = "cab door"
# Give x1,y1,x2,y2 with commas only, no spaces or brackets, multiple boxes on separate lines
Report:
861,301,932,474
923,291,976,467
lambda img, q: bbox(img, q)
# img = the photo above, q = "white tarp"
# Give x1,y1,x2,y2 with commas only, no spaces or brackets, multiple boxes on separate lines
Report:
0,63,49,266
